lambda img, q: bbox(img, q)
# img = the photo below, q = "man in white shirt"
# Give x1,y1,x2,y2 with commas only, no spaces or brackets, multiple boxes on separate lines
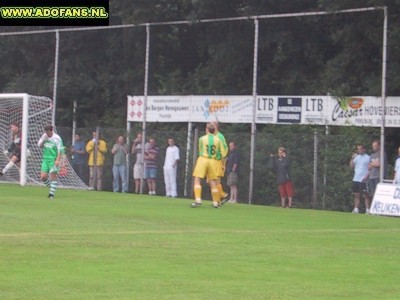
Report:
163,137,180,197
350,144,370,214
393,146,400,184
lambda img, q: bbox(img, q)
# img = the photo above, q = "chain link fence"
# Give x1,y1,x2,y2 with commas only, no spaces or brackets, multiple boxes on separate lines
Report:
57,124,392,212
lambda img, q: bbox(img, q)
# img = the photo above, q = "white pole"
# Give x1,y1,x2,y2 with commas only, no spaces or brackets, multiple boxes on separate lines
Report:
313,129,318,208
184,122,192,197
249,19,259,205
20,94,30,186
72,100,77,145
380,7,388,182
126,121,131,192
52,30,60,127
191,127,199,198
140,24,151,194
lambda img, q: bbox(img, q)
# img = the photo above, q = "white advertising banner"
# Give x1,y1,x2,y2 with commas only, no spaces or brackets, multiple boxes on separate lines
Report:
127,95,400,127
127,95,254,123
127,95,191,122
370,183,400,217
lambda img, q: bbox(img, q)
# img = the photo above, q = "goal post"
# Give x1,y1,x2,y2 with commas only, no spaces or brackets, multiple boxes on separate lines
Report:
0,93,87,189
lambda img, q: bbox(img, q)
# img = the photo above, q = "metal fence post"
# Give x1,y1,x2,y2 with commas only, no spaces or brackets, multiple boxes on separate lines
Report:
313,129,318,208
184,122,192,197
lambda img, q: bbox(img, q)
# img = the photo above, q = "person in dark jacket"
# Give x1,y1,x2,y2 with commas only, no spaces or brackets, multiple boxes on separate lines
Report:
270,147,294,208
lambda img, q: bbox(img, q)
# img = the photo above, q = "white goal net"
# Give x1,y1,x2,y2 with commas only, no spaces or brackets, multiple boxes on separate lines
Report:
0,93,87,189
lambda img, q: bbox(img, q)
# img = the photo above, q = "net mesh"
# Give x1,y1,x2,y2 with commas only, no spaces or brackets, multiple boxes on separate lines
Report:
0,94,87,189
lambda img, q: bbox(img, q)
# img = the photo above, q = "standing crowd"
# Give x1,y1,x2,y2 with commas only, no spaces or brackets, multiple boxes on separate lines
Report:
350,140,388,214
68,124,242,207
1,121,397,212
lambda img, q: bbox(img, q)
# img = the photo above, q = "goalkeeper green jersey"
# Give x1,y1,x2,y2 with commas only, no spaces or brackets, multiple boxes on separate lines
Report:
43,133,64,160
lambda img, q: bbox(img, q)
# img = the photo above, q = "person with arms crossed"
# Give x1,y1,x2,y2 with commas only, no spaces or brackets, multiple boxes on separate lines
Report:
225,141,240,204
163,137,180,197
191,123,227,208
37,124,64,199
350,144,370,214
367,139,387,199
111,135,129,193
270,147,294,208
144,138,159,195
0,122,23,176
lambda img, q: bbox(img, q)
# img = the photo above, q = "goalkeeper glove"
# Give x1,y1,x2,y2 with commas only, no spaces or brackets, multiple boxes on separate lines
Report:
49,165,59,174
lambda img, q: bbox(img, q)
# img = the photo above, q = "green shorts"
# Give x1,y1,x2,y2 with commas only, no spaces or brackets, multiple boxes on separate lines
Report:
41,159,59,174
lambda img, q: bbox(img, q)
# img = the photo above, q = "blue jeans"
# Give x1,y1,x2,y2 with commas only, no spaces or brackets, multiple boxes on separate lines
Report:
113,164,128,192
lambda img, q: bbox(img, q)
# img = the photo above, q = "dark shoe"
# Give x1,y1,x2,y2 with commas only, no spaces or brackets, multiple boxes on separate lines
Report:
220,193,230,205
48,194,54,199
190,202,201,208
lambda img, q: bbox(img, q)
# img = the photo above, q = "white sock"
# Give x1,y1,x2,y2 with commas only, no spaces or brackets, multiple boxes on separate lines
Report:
2,161,15,174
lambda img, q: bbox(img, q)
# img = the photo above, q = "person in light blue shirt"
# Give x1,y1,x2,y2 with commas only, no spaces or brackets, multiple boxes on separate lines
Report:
70,134,86,181
350,144,370,214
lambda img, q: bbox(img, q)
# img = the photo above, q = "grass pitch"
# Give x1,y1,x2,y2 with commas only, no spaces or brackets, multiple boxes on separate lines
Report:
0,185,399,300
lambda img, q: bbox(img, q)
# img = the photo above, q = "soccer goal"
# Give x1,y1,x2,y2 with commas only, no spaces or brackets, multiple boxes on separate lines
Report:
0,93,87,189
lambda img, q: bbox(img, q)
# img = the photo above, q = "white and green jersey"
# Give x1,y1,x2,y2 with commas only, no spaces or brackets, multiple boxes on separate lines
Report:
42,133,64,160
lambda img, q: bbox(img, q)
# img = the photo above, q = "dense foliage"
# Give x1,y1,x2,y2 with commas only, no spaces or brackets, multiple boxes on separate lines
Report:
0,0,398,128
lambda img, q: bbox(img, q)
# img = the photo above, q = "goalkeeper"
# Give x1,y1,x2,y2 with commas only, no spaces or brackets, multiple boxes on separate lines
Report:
37,124,64,199
0,122,22,176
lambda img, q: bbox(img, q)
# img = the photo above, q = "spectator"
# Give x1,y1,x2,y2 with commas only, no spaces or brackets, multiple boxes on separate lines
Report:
70,134,86,181
131,132,143,194
350,144,370,214
86,130,107,191
111,135,129,193
393,146,400,184
226,141,240,204
367,139,387,199
144,138,159,195
270,147,294,208
163,137,180,197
